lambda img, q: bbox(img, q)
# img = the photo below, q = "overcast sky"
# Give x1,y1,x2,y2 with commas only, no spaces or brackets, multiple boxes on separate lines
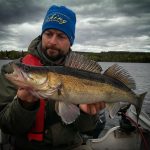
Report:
0,0,150,52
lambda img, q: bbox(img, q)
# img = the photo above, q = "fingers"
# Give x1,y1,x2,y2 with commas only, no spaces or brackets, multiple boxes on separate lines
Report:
79,104,90,113
17,88,38,103
79,102,106,115
90,104,97,115
98,102,105,110
90,102,106,114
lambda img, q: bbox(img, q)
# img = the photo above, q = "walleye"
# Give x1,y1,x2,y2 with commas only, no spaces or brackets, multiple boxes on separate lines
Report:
5,52,147,124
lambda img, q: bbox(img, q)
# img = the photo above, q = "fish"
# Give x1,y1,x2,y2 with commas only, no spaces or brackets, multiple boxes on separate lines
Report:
5,52,147,124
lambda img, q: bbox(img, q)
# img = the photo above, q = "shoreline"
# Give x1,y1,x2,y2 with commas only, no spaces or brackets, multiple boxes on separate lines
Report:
0,51,150,63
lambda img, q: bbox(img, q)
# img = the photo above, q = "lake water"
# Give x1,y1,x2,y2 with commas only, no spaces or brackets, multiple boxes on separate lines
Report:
0,60,150,129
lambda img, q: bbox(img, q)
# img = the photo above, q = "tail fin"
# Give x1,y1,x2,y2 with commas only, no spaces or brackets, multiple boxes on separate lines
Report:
136,92,147,121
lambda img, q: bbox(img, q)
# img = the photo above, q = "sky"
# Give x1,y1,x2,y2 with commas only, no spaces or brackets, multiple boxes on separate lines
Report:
0,0,150,53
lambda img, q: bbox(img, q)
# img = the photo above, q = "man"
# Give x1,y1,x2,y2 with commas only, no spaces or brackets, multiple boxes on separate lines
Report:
0,5,105,150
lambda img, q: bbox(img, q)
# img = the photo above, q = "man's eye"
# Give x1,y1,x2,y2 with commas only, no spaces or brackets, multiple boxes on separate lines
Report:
59,35,65,38
58,34,67,39
45,33,52,37
43,31,53,37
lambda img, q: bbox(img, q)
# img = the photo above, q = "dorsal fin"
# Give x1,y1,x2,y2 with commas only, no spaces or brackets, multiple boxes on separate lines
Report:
65,52,102,73
104,64,136,89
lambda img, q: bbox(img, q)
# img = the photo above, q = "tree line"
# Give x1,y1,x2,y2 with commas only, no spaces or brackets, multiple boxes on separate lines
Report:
0,50,150,63
0,50,27,59
78,51,150,63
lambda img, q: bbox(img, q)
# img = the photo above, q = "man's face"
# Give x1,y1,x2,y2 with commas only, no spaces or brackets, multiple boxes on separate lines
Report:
41,29,71,60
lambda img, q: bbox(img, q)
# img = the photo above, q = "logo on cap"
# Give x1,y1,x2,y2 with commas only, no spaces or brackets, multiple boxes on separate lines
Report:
45,13,67,24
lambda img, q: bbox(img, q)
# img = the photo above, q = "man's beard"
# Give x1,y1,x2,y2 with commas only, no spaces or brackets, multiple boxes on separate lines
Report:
43,46,67,61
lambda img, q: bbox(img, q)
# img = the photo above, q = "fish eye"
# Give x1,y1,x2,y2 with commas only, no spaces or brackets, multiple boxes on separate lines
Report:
23,65,30,72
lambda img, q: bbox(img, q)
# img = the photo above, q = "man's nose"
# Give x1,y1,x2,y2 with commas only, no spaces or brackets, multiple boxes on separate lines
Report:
49,35,57,45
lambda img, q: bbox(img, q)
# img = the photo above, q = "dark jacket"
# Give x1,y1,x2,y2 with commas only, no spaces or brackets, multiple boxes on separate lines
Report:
0,36,98,150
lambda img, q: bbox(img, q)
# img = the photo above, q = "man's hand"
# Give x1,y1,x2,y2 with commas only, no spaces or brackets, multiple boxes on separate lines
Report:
79,102,105,115
17,88,38,103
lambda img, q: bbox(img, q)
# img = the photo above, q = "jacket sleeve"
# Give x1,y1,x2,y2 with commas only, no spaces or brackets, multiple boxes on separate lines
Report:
0,61,39,135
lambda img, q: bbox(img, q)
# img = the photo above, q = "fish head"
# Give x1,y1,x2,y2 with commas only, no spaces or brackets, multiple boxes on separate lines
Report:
5,63,29,88
5,63,48,89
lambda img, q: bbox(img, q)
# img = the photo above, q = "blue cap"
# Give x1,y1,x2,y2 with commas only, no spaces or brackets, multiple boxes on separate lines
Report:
42,5,76,45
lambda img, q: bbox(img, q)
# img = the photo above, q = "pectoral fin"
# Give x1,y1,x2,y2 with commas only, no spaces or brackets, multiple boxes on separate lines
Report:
55,102,80,124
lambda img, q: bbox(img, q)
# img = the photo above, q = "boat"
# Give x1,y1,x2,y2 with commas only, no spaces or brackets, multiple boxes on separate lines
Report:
86,105,150,150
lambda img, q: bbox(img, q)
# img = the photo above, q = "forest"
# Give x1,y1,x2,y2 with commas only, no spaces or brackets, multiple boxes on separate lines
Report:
0,50,150,63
